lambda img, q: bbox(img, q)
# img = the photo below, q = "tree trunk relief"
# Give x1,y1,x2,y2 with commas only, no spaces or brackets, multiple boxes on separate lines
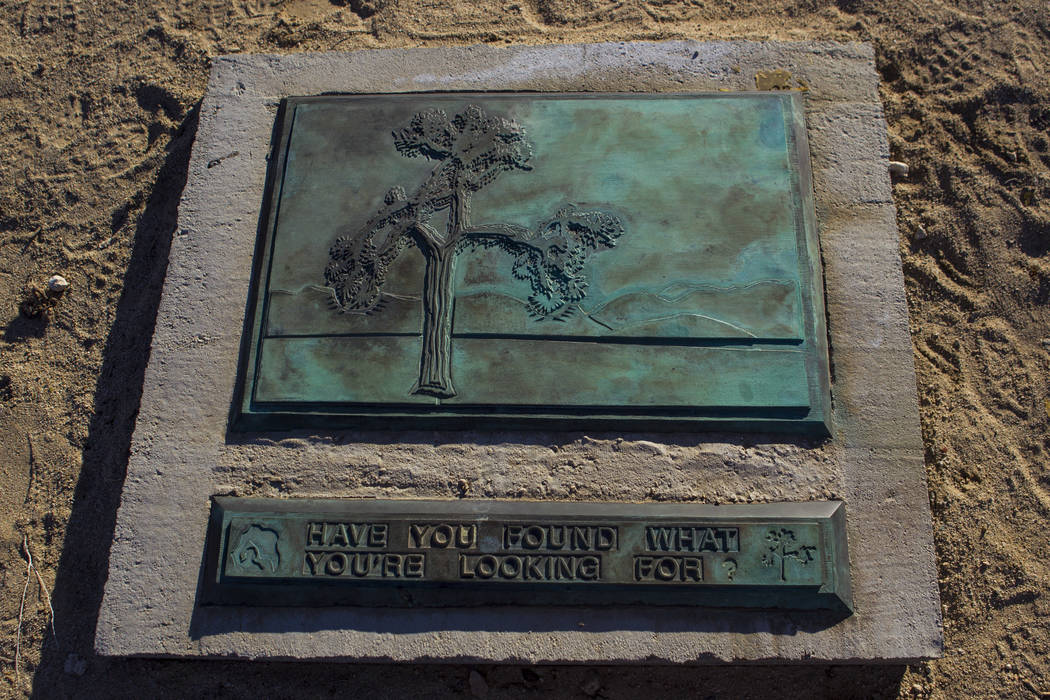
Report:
324,107,622,401
414,186,470,398
415,243,458,398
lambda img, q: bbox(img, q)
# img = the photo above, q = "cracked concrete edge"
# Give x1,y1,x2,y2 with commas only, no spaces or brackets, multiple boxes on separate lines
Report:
94,41,943,663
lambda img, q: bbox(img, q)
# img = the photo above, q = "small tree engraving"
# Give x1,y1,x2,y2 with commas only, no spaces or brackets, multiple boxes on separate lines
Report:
760,528,816,582
325,104,626,398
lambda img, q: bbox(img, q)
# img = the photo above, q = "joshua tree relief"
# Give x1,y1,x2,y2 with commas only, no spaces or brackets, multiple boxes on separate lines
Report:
324,104,626,398
760,528,817,582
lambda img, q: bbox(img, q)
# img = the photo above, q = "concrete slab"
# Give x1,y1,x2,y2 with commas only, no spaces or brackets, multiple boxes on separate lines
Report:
94,41,942,663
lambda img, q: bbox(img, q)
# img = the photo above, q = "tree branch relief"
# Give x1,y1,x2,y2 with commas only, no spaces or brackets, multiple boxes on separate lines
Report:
324,104,626,398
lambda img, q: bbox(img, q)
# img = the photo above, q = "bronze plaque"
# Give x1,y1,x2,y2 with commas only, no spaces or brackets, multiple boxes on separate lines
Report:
204,498,851,610
233,93,831,432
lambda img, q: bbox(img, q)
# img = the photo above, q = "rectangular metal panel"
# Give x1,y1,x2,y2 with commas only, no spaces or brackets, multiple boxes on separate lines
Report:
204,498,851,611
233,92,831,433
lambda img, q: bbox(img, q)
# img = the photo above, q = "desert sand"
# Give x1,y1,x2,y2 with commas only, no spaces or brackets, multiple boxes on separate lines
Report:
0,0,1047,697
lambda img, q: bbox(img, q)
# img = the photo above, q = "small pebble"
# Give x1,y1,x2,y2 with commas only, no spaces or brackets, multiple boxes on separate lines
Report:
47,274,70,294
889,160,910,177
912,683,924,693
914,224,928,240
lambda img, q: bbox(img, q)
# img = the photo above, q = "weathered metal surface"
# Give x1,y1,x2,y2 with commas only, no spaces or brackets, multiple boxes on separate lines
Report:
204,498,851,611
233,92,831,432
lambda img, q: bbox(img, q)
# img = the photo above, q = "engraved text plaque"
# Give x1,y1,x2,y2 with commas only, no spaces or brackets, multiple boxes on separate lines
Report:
204,498,851,610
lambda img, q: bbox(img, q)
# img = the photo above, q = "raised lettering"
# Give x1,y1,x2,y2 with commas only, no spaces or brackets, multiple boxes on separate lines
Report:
722,528,740,552
524,525,544,549
501,523,619,552
595,526,617,551
329,523,350,548
525,555,546,579
409,523,430,548
434,524,453,547
324,551,348,575
677,527,695,551
410,523,478,549
643,526,738,553
458,554,604,582
499,555,522,578
459,554,475,579
556,556,574,579
646,527,675,551
304,522,389,549
699,528,718,551
303,551,322,575
300,552,428,579
456,524,476,548
476,555,498,578
351,553,371,577
504,524,523,548
578,556,600,580
571,526,593,551
346,523,365,547
306,522,324,547
383,553,403,577
369,523,388,548
634,555,704,583
404,553,425,578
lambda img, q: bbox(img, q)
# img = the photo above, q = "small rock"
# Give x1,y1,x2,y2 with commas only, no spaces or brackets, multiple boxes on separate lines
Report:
888,161,910,178
468,670,488,698
914,224,928,240
64,653,87,676
47,274,70,294
912,683,924,693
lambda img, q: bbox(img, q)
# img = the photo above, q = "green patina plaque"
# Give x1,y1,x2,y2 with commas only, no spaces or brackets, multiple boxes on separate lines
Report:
233,92,831,432
204,498,851,610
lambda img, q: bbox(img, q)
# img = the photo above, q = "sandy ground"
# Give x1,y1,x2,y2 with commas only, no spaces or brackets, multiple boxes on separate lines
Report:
0,0,1048,697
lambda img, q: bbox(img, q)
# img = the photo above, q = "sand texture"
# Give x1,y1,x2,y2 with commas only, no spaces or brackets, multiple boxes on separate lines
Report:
0,0,1048,698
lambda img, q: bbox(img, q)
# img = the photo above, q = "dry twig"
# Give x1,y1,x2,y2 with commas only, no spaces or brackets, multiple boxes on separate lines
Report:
14,535,57,683
25,538,56,640
15,538,30,683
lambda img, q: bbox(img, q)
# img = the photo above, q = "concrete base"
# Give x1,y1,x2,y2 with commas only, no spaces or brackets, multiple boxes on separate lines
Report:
94,41,942,663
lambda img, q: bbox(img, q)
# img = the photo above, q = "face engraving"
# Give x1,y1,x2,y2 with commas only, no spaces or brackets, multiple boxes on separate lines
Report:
324,104,626,398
